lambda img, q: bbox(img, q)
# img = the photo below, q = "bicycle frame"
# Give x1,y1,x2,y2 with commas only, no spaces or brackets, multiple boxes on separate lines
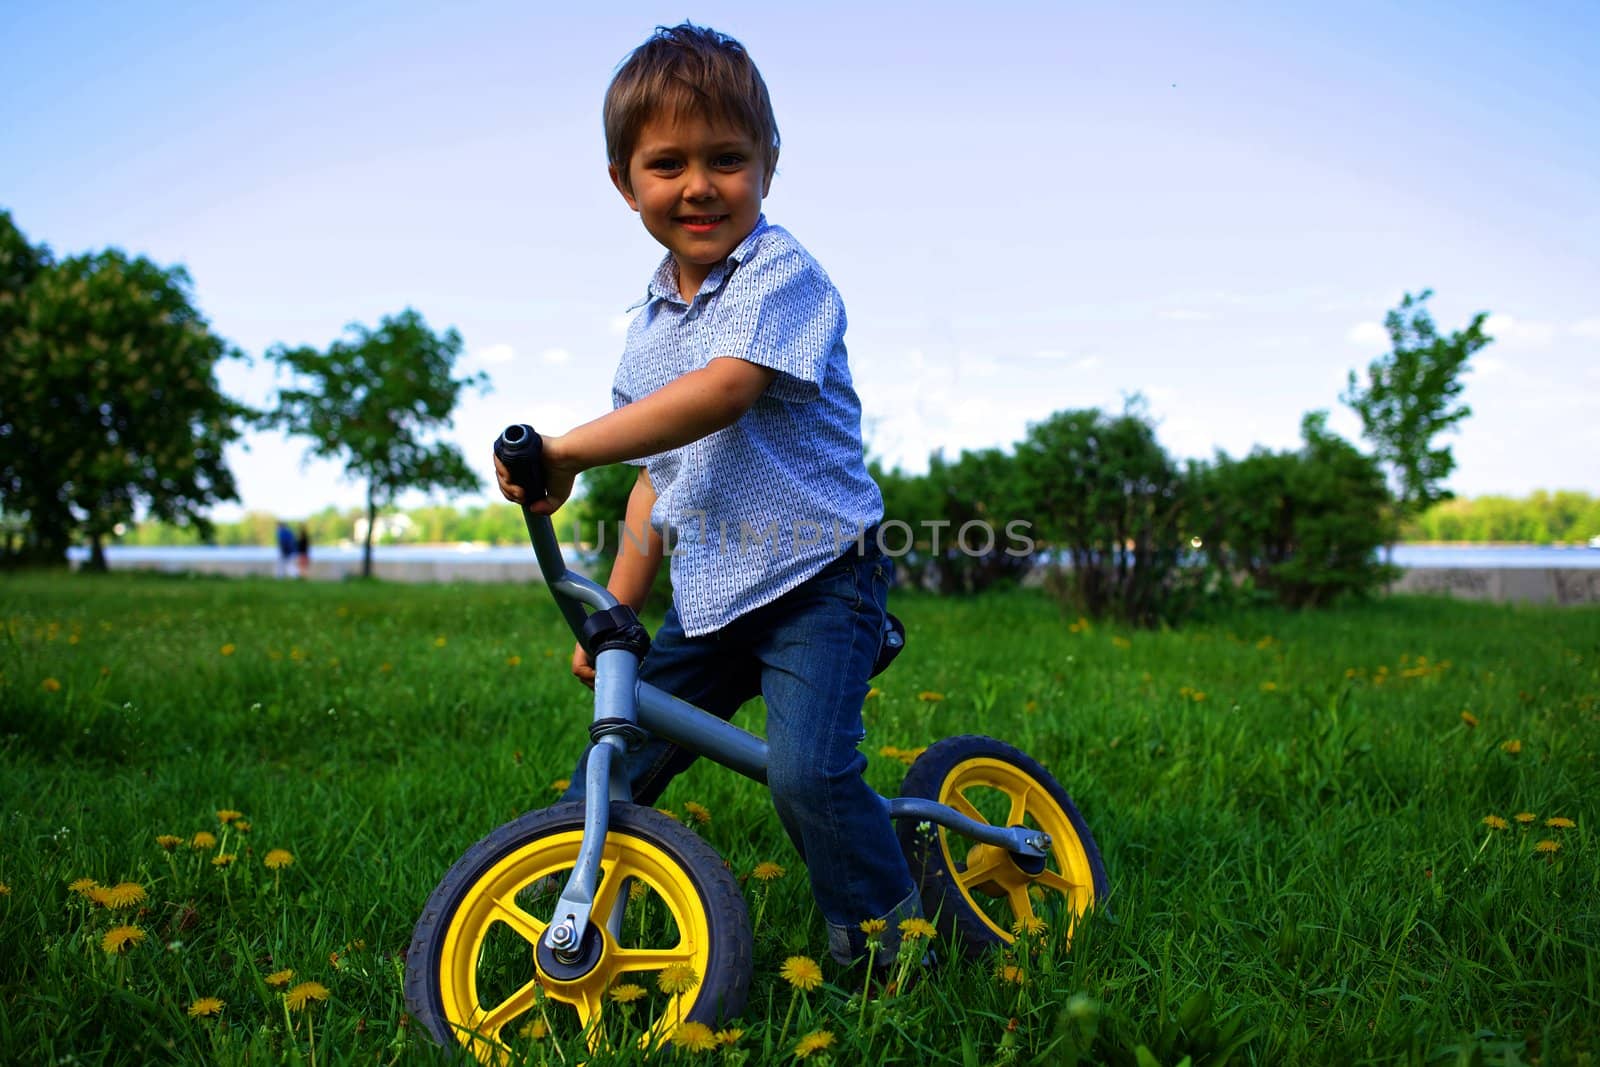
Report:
520,505,1050,962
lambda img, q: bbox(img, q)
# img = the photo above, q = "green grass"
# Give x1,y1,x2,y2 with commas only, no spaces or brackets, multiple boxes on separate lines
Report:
1,572,1596,1065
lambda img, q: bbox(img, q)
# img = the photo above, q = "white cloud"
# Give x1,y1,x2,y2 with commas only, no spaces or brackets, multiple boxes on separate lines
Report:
1030,349,1070,361
1346,322,1387,347
540,348,572,365
1569,318,1600,340
1474,355,1506,379
1158,309,1218,321
1073,355,1103,371
1484,314,1555,346
473,343,515,364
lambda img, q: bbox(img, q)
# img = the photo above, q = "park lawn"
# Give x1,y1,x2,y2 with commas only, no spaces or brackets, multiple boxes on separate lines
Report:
0,572,1596,1066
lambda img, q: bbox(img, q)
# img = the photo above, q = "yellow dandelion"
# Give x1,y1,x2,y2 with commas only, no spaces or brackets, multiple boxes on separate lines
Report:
101,925,146,954
1011,916,1047,936
42,677,62,693
628,880,649,902
87,886,113,907
263,849,295,870
607,983,646,1003
795,1030,837,1058
219,644,236,657
1482,814,1508,830
519,1017,549,1040
751,862,786,882
859,918,887,935
1546,816,1575,829
1534,839,1562,854
0,883,9,896
284,981,330,1011
866,686,882,699
433,636,447,648
101,882,147,909
505,655,521,667
68,877,101,897
266,969,295,987
380,662,392,673
187,997,225,1018
897,746,927,766
878,745,904,760
899,917,937,941
549,778,570,793
1259,682,1278,692
1501,739,1522,755
716,1028,744,1046
1024,699,1040,711
683,801,712,825
212,854,236,867
917,691,945,703
780,956,823,991
997,964,1027,985
1111,636,1131,650
156,835,183,851
657,962,700,995
1460,710,1478,728
656,807,681,822
233,820,251,834
191,831,217,850
672,1021,718,1053
216,809,243,823
1514,812,1537,825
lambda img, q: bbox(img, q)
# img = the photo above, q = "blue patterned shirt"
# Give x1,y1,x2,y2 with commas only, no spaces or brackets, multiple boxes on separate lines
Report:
612,215,883,636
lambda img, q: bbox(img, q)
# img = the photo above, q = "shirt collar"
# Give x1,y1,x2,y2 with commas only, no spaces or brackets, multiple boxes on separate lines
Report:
639,214,770,308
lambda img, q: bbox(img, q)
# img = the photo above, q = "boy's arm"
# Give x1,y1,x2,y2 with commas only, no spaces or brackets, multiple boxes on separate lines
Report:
606,467,664,611
571,467,661,687
495,357,776,513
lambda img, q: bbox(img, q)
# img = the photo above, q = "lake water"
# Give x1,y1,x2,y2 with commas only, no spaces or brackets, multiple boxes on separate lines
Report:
63,543,1600,569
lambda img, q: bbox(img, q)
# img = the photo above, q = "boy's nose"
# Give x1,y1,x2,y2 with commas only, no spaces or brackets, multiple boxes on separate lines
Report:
682,167,716,200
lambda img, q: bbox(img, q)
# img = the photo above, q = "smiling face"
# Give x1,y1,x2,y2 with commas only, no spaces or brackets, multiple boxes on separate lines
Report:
611,111,771,303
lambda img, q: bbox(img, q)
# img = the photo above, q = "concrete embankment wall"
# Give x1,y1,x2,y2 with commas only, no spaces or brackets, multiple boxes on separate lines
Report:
87,555,1600,605
1390,568,1600,606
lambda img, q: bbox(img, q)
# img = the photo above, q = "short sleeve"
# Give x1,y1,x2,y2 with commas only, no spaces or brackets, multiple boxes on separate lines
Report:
704,248,843,403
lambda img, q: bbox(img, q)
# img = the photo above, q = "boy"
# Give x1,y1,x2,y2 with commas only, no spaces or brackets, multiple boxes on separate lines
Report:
495,22,919,967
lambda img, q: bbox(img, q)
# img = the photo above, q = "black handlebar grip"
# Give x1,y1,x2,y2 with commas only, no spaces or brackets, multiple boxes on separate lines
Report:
494,424,547,501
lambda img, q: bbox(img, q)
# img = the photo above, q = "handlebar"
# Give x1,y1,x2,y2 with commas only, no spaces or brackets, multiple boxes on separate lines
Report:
495,424,620,650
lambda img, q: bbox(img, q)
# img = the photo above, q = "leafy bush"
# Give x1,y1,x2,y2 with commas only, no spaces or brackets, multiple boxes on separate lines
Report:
1013,401,1191,626
1190,412,1395,608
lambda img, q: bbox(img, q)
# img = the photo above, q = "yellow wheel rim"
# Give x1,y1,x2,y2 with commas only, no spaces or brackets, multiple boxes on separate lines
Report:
934,756,1097,942
437,827,712,1062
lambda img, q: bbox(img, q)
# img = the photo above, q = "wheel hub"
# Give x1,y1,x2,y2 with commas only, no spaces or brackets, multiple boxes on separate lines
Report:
535,921,605,982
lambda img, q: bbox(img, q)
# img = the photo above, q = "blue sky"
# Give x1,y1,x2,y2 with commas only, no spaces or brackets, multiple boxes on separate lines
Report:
4,1,1597,520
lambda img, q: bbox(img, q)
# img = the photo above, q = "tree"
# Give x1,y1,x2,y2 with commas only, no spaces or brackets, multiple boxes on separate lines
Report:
267,309,486,577
1191,412,1394,608
1341,290,1492,542
0,215,250,568
1013,399,1188,625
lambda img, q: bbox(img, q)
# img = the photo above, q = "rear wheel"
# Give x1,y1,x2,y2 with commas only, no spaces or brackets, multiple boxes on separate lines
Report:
404,802,751,1062
897,735,1106,957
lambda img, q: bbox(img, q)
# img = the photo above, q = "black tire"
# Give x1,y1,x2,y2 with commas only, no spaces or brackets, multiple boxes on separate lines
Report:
897,735,1107,958
405,802,751,1061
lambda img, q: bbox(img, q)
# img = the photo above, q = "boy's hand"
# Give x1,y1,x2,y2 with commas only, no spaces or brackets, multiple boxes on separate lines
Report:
493,435,578,513
570,641,596,689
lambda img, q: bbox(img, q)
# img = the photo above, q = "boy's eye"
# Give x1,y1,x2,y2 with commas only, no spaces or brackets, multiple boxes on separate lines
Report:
647,158,683,173
713,154,745,168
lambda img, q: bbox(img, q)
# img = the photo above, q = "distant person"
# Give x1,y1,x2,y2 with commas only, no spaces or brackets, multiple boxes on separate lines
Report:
296,524,312,579
275,520,295,579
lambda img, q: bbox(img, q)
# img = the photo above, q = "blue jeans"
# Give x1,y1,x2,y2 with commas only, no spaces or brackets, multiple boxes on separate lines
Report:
563,547,920,963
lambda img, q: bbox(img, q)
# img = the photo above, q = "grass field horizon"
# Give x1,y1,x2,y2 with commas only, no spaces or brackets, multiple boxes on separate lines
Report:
2,573,1595,1065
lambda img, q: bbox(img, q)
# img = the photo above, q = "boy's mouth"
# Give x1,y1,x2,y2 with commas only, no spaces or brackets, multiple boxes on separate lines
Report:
675,214,727,233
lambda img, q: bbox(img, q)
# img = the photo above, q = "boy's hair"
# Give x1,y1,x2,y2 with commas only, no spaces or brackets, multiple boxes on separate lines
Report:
604,23,780,193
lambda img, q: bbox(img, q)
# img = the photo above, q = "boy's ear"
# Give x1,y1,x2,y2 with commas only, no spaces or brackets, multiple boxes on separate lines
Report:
761,148,779,197
609,163,640,212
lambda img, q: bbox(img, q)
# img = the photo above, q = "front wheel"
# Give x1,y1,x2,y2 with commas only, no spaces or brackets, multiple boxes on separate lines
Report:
897,735,1107,957
404,802,751,1063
